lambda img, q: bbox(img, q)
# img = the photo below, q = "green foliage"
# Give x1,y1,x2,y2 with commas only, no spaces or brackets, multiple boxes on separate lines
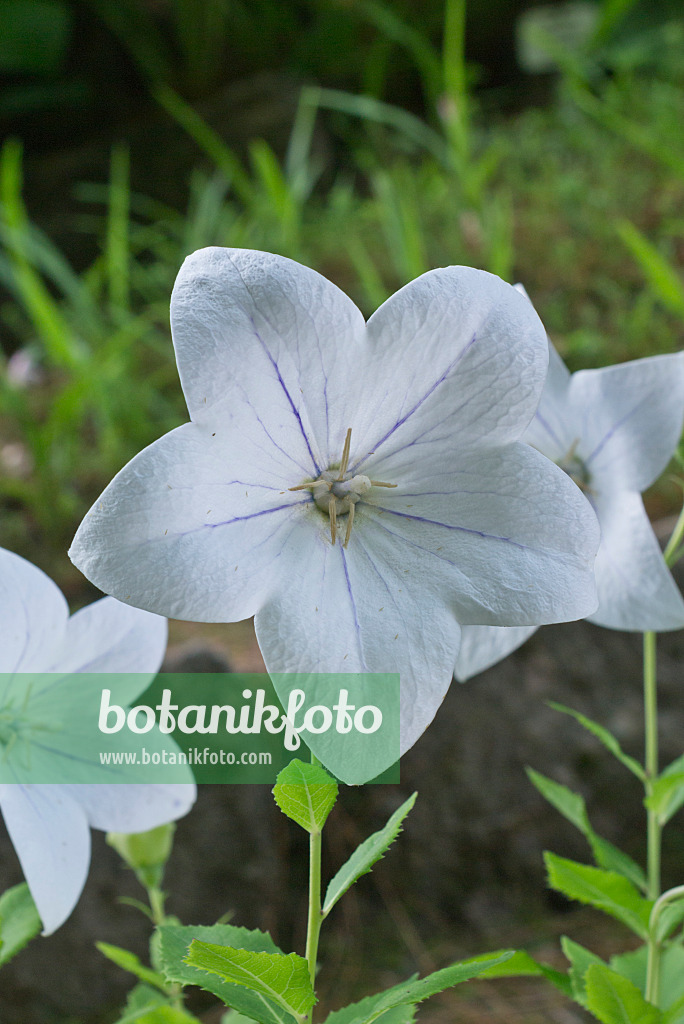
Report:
562,937,607,1008
159,924,297,1024
112,983,201,1024
272,759,338,834
97,942,169,991
470,948,571,995
611,945,684,1010
527,768,647,891
545,853,653,938
185,943,315,1021
646,755,684,825
548,703,646,781
584,963,662,1024
323,793,416,916
0,883,41,966
322,951,514,1024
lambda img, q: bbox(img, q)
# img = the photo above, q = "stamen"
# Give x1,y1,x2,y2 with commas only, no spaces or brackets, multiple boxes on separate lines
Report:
288,426,396,546
330,502,337,545
344,502,355,548
338,428,352,480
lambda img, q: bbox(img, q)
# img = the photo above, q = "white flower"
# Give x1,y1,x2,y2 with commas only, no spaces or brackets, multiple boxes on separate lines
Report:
69,248,599,763
456,325,684,682
0,547,196,934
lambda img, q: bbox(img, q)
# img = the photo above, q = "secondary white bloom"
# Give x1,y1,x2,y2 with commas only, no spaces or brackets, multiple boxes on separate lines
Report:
456,326,684,681
0,547,196,934
69,248,600,767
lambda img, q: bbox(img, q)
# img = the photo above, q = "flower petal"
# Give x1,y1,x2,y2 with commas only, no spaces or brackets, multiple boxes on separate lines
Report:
63,783,196,832
569,353,684,491
170,247,367,468
70,422,312,621
589,489,684,631
523,341,575,462
254,518,461,763
0,784,90,934
454,624,537,681
0,548,68,673
44,597,168,674
344,267,548,477
361,442,599,625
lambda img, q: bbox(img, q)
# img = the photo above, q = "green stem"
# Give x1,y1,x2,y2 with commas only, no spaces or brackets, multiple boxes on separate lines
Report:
305,752,324,1020
147,885,166,927
305,828,323,992
644,630,662,1004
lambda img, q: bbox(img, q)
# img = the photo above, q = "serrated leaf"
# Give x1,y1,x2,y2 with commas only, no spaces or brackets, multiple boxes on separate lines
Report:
472,948,571,994
159,924,296,1024
272,760,338,834
0,882,41,966
97,942,168,991
323,793,416,916
585,963,662,1024
545,854,652,938
322,952,514,1024
186,943,314,1021
549,703,645,781
561,937,606,1008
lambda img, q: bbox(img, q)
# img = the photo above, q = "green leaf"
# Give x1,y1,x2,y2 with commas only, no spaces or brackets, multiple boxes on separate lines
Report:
159,924,297,1024
656,898,684,944
561,937,606,1007
472,948,571,995
584,963,662,1024
272,759,338,834
97,942,168,991
186,943,315,1021
325,998,417,1024
610,944,684,1011
222,1013,263,1024
545,854,652,938
323,793,416,916
0,882,41,966
111,982,202,1023
646,762,684,825
548,703,646,781
617,220,684,318
322,952,514,1024
664,993,684,1024
589,835,648,894
527,769,647,890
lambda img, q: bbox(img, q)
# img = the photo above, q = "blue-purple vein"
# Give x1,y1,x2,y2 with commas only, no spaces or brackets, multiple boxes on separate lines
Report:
351,333,478,472
249,316,321,475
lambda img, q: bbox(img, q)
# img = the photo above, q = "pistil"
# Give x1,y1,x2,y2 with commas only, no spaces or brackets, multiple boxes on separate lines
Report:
289,428,396,546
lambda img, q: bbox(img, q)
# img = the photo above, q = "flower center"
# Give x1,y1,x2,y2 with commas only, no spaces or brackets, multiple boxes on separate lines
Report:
557,440,592,492
0,698,38,766
289,428,396,546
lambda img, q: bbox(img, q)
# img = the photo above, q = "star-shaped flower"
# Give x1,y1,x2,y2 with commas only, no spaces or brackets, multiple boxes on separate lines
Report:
455,332,684,681
0,547,196,934
69,248,600,763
